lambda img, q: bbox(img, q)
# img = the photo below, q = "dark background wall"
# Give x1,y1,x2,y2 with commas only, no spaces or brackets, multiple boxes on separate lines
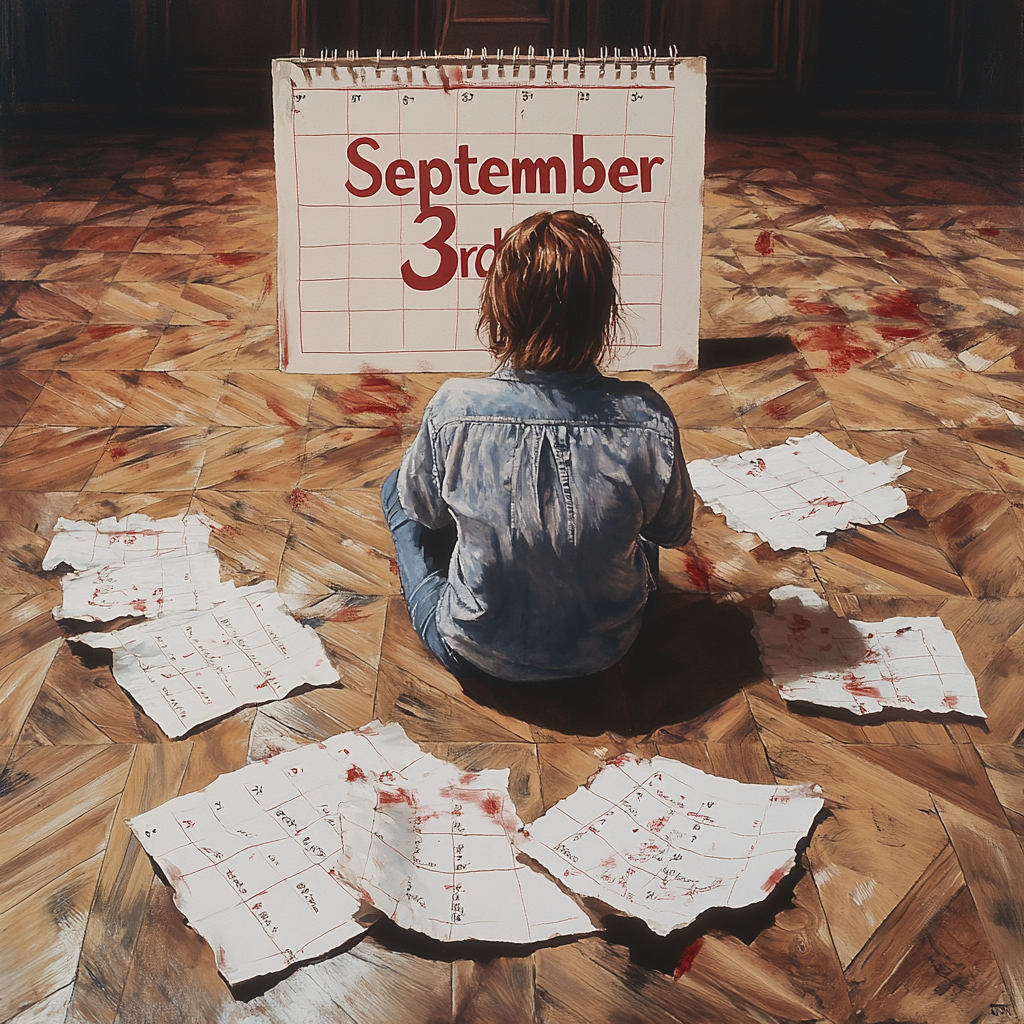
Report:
1,0,1021,130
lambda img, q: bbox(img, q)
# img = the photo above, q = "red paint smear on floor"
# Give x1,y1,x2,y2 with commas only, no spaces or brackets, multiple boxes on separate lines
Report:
797,324,877,375
755,230,774,256
883,249,924,259
289,488,311,511
265,396,300,429
673,937,705,980
87,325,129,341
388,556,400,577
789,297,839,317
217,253,261,268
682,552,713,591
761,865,789,893
843,673,882,699
868,289,927,323
346,766,366,782
979,228,1001,237
336,373,412,428
329,607,369,623
763,397,792,421
876,325,923,343
108,445,129,460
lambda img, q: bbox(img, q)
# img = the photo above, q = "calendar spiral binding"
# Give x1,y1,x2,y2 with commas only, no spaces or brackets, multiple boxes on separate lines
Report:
292,45,686,86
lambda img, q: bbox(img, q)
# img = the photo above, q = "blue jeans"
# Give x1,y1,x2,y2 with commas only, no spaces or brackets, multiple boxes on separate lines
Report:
381,468,659,682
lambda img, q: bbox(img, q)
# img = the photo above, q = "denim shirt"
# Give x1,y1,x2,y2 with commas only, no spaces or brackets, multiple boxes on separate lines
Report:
398,366,693,681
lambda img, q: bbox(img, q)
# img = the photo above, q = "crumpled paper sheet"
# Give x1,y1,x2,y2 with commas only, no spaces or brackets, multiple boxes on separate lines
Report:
687,433,910,551
340,761,594,945
78,581,339,738
515,753,823,936
45,514,230,621
43,513,216,571
54,551,227,622
130,723,593,983
754,585,985,717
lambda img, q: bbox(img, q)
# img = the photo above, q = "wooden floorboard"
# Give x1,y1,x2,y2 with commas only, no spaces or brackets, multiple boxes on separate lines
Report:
0,128,1022,1022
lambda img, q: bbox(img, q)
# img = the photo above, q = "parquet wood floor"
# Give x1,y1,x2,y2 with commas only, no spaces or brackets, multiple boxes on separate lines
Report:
1,128,1023,1024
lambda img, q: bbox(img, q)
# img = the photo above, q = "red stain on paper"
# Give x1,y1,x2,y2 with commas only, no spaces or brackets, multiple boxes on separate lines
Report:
746,458,767,476
761,865,789,893
378,787,416,807
942,693,960,709
790,614,812,634
673,937,705,980
755,230,774,256
842,673,882,699
345,766,366,783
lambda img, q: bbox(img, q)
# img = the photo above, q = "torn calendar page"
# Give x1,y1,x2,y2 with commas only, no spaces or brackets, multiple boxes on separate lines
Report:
128,722,441,984
515,753,823,936
77,581,339,738
337,766,595,945
53,550,229,622
130,723,591,983
42,513,216,571
754,586,985,717
688,433,910,551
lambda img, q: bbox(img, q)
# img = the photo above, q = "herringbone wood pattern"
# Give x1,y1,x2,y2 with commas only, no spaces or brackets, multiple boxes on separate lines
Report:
1,128,1023,1024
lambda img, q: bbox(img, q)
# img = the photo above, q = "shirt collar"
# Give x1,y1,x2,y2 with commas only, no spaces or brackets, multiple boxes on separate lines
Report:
491,365,603,386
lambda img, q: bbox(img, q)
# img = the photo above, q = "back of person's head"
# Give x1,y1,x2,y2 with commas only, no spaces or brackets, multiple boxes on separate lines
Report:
479,210,620,372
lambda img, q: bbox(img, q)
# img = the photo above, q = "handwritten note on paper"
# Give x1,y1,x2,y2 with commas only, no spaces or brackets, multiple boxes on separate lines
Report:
516,753,823,936
78,581,340,738
688,433,910,551
54,551,227,622
43,513,216,571
754,586,985,717
131,723,592,983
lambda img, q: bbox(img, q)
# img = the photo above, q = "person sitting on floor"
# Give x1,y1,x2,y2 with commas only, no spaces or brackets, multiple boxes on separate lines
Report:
381,209,694,683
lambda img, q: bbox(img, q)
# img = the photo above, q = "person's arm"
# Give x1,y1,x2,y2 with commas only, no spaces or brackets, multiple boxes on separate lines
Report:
397,409,454,529
641,425,694,547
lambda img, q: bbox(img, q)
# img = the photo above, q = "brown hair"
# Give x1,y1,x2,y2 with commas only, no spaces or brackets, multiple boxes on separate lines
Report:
478,210,620,372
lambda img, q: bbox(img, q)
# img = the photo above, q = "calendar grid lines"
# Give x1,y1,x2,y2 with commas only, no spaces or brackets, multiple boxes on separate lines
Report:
280,62,702,369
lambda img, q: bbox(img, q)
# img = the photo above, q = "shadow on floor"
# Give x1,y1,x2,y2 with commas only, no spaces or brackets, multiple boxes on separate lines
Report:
698,335,796,369
460,587,766,738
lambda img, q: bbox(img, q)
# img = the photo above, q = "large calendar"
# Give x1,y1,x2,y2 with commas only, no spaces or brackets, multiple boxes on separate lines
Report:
273,54,705,373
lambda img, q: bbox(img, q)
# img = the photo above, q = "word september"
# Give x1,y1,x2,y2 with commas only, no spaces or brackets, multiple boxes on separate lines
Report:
344,134,666,291
347,134,664,208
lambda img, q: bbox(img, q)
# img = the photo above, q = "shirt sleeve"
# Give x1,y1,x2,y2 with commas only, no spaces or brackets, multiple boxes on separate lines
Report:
641,425,694,547
397,410,454,529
